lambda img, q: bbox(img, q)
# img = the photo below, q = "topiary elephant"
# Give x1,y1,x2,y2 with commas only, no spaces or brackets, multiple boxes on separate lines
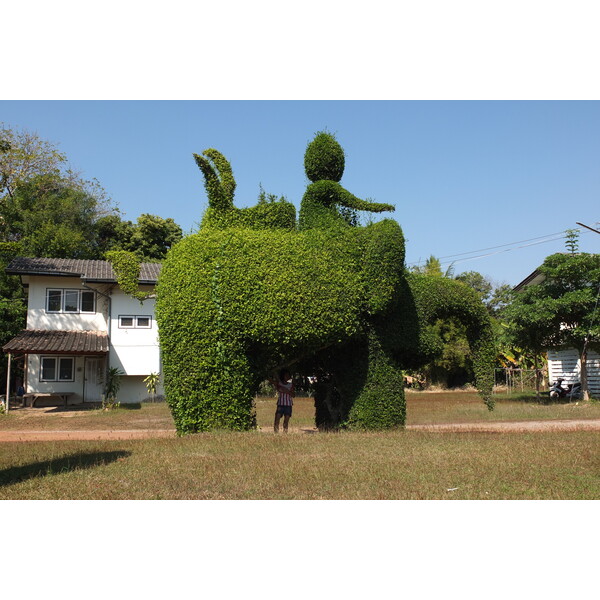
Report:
154,132,495,433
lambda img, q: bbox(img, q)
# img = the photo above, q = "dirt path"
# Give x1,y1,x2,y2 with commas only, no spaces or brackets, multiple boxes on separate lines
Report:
407,419,600,432
0,429,177,442
1,419,600,441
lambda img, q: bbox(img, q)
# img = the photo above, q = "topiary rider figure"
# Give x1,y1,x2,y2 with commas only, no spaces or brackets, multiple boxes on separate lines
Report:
299,131,394,230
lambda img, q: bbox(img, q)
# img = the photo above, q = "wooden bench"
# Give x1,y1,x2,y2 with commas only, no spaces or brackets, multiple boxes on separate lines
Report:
23,393,75,407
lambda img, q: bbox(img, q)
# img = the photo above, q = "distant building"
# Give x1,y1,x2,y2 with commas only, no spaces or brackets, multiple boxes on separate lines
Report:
514,269,600,396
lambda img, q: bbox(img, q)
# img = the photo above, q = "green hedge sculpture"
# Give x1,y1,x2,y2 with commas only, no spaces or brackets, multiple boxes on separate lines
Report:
153,131,495,433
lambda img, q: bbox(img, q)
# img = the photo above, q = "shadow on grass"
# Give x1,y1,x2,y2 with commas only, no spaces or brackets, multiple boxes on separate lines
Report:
45,404,101,413
0,450,132,488
116,403,142,411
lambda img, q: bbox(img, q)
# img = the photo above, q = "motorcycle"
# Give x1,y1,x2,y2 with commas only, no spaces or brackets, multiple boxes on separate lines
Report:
549,378,582,400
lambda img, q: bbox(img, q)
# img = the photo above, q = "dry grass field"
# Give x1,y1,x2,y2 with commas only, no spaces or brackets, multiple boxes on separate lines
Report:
3,390,599,432
1,391,598,499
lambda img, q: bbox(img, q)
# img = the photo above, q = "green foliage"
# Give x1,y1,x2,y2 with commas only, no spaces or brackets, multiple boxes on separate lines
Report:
105,250,153,302
455,271,493,300
102,367,124,410
154,133,496,432
0,241,26,385
1,173,102,259
1,123,67,200
505,252,600,353
564,228,579,254
505,252,600,399
400,274,496,408
299,132,394,231
156,226,381,431
94,213,183,261
196,149,296,231
304,131,346,183
143,372,160,402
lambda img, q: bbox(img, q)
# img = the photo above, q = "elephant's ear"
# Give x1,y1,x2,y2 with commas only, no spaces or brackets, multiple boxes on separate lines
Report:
193,148,237,213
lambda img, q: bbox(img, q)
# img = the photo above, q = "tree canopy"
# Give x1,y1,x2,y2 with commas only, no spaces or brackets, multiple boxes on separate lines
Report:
505,251,600,398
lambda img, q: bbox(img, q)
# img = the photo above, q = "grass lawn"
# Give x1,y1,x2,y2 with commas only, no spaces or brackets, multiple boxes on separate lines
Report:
1,391,599,499
0,430,598,499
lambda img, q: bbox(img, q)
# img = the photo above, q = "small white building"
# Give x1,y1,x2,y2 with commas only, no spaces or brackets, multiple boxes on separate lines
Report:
3,257,163,405
514,268,600,397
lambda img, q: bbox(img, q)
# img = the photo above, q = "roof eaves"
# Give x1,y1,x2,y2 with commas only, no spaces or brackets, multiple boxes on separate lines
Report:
513,269,545,292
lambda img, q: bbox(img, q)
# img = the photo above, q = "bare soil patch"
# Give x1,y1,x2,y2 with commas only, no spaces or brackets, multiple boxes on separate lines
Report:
2,419,599,442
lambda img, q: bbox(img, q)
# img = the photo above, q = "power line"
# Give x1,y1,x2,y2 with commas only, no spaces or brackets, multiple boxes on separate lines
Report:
435,231,568,261
408,223,599,268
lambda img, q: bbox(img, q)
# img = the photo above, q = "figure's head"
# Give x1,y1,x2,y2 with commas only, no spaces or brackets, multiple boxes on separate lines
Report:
304,131,345,183
279,369,291,383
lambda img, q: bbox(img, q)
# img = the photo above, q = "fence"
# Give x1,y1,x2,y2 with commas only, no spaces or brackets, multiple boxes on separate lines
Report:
493,368,547,395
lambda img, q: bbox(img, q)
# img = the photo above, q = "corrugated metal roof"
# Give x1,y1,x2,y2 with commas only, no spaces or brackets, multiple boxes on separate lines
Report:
6,257,161,283
2,330,109,354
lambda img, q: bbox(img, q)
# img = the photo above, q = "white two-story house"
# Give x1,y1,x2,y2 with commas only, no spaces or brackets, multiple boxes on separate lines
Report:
3,257,163,405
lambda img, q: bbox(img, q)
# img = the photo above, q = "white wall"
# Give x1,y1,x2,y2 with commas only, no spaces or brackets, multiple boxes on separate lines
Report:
110,286,161,377
547,348,600,396
119,376,165,404
25,276,109,331
26,354,86,402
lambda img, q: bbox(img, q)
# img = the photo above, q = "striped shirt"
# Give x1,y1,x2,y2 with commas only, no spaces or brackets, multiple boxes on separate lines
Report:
276,380,294,406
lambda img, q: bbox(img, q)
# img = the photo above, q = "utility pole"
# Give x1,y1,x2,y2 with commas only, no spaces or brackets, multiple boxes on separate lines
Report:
575,222,599,401
576,222,600,235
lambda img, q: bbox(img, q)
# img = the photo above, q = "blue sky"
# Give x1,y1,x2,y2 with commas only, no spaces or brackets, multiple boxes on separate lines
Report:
2,100,598,286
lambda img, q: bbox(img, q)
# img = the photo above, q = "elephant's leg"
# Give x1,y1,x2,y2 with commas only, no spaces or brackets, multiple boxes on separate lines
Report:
346,328,406,429
311,343,368,430
165,338,256,433
313,375,341,430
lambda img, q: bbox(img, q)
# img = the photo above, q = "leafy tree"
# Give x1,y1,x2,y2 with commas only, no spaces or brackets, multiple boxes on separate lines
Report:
488,283,513,316
1,124,112,216
93,214,136,257
0,242,26,385
455,271,493,302
1,173,101,258
94,213,183,261
505,251,600,400
1,124,67,200
124,214,183,261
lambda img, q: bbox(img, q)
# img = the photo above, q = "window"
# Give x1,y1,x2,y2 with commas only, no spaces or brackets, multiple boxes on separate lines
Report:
45,289,96,314
64,290,79,312
47,290,62,312
136,316,151,328
81,291,95,312
119,315,152,329
41,357,56,380
40,357,74,382
120,316,134,328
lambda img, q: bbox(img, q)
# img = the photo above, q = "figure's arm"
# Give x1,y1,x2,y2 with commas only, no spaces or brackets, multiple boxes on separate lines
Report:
336,183,395,213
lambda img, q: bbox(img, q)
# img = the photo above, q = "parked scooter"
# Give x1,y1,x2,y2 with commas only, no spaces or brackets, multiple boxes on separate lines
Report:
549,378,582,400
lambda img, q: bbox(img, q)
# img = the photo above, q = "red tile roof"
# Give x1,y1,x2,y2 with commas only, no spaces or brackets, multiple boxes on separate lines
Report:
2,330,109,355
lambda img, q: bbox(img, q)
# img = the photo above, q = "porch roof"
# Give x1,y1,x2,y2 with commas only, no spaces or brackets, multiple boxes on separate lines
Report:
2,330,109,355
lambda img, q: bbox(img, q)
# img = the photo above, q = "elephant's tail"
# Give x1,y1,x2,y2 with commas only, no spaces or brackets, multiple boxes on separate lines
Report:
193,148,237,214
